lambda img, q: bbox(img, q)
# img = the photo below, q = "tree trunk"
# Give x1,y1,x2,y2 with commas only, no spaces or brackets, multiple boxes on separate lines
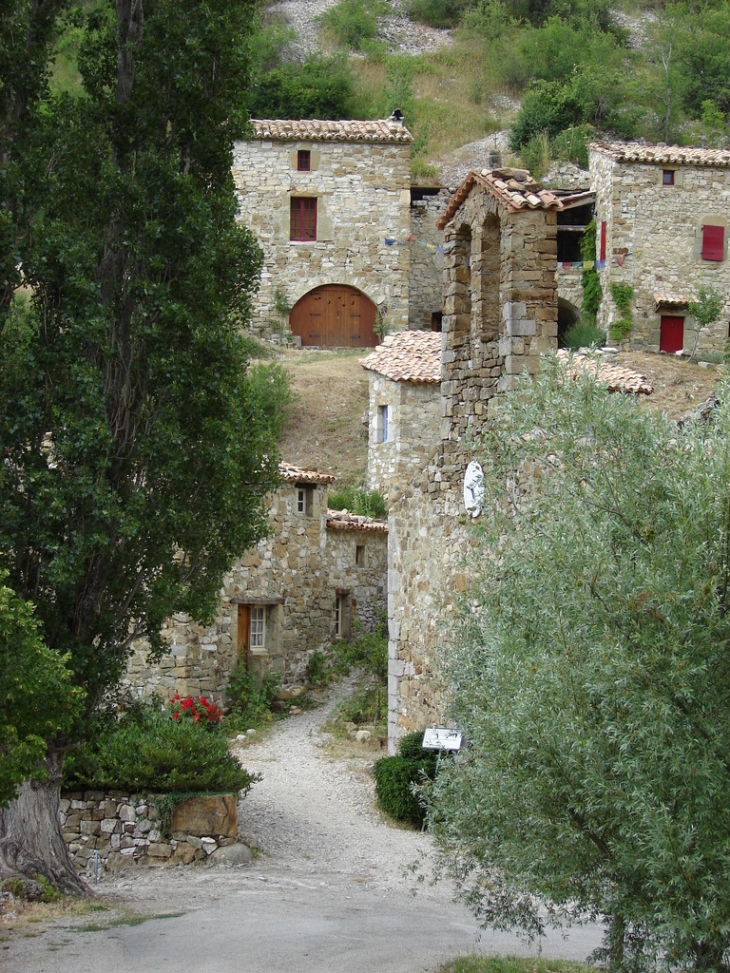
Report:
0,751,89,895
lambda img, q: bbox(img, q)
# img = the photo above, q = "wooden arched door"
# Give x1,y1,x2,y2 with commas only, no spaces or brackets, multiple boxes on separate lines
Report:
290,285,378,348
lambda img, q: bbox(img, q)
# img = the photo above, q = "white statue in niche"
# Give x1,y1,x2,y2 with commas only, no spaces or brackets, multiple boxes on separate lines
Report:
463,461,485,519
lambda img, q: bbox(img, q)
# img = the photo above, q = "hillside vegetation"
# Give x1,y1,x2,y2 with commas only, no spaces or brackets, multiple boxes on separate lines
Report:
250,0,730,178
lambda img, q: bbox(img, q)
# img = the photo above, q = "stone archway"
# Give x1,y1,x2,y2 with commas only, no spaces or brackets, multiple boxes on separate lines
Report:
557,298,581,347
290,285,378,348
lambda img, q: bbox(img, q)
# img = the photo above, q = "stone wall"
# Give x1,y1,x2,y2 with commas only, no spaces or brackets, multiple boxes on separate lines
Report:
388,174,559,750
366,372,441,497
60,792,239,875
591,146,730,355
125,479,388,701
409,191,448,330
233,138,412,338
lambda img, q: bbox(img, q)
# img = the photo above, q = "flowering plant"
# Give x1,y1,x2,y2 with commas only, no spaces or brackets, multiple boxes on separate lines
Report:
169,693,222,728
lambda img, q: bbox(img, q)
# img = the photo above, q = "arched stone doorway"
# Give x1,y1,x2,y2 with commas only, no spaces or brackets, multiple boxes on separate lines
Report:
290,285,378,348
557,298,581,347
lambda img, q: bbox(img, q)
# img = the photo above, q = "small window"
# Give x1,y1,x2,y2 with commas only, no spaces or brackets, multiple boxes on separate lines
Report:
290,197,317,242
296,485,314,516
355,544,365,566
335,593,350,639
662,170,675,186
297,149,311,171
702,224,725,261
377,405,389,444
250,607,265,650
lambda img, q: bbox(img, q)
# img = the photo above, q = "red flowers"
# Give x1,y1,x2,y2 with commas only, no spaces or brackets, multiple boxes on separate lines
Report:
169,693,222,728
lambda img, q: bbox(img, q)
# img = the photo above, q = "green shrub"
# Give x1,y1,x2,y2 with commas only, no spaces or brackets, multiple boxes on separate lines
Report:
509,80,583,150
609,282,634,341
226,662,281,729
248,54,354,119
327,486,386,519
64,706,255,794
397,729,439,764
406,0,473,28
561,321,606,349
317,0,388,50
373,755,434,825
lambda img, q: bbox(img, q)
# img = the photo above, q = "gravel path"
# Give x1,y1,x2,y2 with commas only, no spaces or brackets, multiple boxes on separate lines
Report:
232,677,433,896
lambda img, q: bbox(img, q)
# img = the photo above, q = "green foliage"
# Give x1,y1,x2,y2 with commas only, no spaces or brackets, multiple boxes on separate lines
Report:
331,621,388,682
561,321,606,349
609,282,634,341
248,53,355,119
580,271,602,322
550,124,593,169
406,0,475,28
510,81,584,149
688,284,724,330
317,0,388,51
438,958,593,973
225,663,281,730
373,733,438,825
429,365,730,970
0,574,82,805
0,0,282,745
64,704,255,794
327,486,387,519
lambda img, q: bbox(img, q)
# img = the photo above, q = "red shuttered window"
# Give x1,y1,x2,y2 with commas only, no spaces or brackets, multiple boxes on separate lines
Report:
702,224,724,261
290,197,317,241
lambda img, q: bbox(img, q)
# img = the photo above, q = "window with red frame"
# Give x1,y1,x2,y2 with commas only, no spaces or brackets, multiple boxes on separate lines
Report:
297,149,311,171
702,224,725,261
290,197,317,241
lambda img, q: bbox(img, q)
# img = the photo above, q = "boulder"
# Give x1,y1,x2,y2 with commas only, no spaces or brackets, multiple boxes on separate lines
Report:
171,795,237,839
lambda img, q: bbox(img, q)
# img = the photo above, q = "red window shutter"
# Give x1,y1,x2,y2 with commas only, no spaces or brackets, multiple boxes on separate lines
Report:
702,224,724,261
290,198,317,241
599,221,606,262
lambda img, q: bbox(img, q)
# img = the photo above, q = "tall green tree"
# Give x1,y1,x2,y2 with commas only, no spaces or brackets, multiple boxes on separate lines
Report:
428,363,730,972
0,0,281,891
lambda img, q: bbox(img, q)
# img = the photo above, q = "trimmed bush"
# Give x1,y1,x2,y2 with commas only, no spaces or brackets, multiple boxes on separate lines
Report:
373,730,439,825
64,706,256,795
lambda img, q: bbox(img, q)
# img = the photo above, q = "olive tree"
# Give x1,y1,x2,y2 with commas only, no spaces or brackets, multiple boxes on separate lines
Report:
428,361,730,971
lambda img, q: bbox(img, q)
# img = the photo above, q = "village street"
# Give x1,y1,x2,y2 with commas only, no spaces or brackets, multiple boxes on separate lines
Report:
5,680,602,973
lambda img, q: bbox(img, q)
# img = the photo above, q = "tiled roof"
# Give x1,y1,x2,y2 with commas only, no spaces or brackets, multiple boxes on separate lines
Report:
592,140,730,168
360,330,441,383
327,510,388,533
249,119,413,144
437,167,563,229
654,290,692,308
279,462,335,485
556,350,653,395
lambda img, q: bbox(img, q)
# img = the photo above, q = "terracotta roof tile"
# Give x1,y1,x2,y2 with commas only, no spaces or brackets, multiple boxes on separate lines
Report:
249,118,413,144
437,167,563,229
327,510,388,533
654,290,692,308
556,350,653,395
279,462,335,485
360,330,441,383
592,140,730,168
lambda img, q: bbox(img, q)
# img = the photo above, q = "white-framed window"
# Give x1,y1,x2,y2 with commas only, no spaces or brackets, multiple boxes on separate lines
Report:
376,405,389,444
296,484,314,516
250,606,266,650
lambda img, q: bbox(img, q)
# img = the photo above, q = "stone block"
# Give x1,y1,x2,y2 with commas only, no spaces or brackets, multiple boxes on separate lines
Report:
171,795,238,839
147,843,173,859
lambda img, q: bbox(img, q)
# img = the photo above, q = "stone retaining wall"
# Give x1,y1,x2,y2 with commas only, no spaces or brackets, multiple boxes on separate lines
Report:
60,792,238,876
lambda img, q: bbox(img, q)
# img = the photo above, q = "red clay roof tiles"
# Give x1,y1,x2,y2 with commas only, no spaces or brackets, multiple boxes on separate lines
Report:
360,331,441,384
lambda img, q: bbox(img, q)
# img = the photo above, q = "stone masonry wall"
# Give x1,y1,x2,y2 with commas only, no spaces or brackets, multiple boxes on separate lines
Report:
409,192,448,330
388,181,559,750
60,792,239,876
125,482,388,701
366,372,441,498
591,149,730,355
233,139,411,338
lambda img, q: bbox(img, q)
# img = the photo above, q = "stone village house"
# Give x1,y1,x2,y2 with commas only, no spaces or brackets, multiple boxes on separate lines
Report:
591,141,730,357
361,168,654,751
125,464,387,701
